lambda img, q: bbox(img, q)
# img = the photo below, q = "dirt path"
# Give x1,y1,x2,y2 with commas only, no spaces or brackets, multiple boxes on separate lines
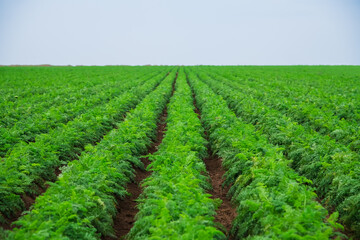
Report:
204,153,236,236
193,95,237,239
104,111,167,239
103,73,177,240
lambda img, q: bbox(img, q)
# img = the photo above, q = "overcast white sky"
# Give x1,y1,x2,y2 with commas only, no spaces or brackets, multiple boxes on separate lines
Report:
0,0,359,65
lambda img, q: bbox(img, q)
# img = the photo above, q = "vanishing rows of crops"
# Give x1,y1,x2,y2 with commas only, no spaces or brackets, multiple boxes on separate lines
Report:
0,66,359,239
191,66,360,237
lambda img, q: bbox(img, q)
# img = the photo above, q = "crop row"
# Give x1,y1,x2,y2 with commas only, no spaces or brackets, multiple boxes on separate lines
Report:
204,69,360,152
1,66,358,239
195,70,360,236
129,70,224,239
0,67,115,116
3,70,177,239
205,66,360,122
0,70,170,224
0,70,164,157
186,69,343,239
0,66,152,103
0,67,152,130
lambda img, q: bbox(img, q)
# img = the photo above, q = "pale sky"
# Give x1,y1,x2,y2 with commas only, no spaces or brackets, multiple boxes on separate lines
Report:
0,0,359,65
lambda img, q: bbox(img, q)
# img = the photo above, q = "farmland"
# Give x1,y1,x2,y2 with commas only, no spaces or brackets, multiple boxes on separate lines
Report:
0,65,359,239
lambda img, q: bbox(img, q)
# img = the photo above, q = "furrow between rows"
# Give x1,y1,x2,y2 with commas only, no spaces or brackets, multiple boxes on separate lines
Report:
186,69,346,239
195,70,359,237
0,71,171,230
128,69,225,239
192,91,237,237
2,70,177,239
103,71,177,239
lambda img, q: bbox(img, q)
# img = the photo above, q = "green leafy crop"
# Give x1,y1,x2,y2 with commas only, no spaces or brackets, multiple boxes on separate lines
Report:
186,68,344,239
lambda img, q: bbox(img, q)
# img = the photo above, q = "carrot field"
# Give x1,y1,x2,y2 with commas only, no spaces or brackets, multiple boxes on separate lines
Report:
0,66,359,239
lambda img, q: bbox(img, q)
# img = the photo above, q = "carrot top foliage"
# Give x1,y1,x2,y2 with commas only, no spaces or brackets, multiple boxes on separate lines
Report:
1,65,359,239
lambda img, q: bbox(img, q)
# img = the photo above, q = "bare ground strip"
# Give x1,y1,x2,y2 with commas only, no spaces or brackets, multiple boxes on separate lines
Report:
0,75,169,231
192,94,237,238
103,73,177,239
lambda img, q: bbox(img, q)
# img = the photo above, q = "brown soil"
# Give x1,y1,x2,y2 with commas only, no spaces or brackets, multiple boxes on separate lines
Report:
204,154,236,237
1,134,112,230
193,99,201,118
103,157,152,239
315,197,352,239
1,176,50,230
102,72,177,240
0,74,173,231
192,94,237,239
103,112,166,240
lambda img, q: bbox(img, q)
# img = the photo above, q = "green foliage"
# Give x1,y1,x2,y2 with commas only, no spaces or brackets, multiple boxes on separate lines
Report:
194,67,360,236
206,67,360,150
1,65,359,239
6,70,176,239
0,67,162,157
186,69,342,239
128,70,224,240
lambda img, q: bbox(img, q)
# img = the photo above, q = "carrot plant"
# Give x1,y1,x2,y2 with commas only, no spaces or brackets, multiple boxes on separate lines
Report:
187,69,343,239
0,70,162,157
128,70,224,240
0,70,170,224
204,69,360,152
195,70,360,236
5,70,176,239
